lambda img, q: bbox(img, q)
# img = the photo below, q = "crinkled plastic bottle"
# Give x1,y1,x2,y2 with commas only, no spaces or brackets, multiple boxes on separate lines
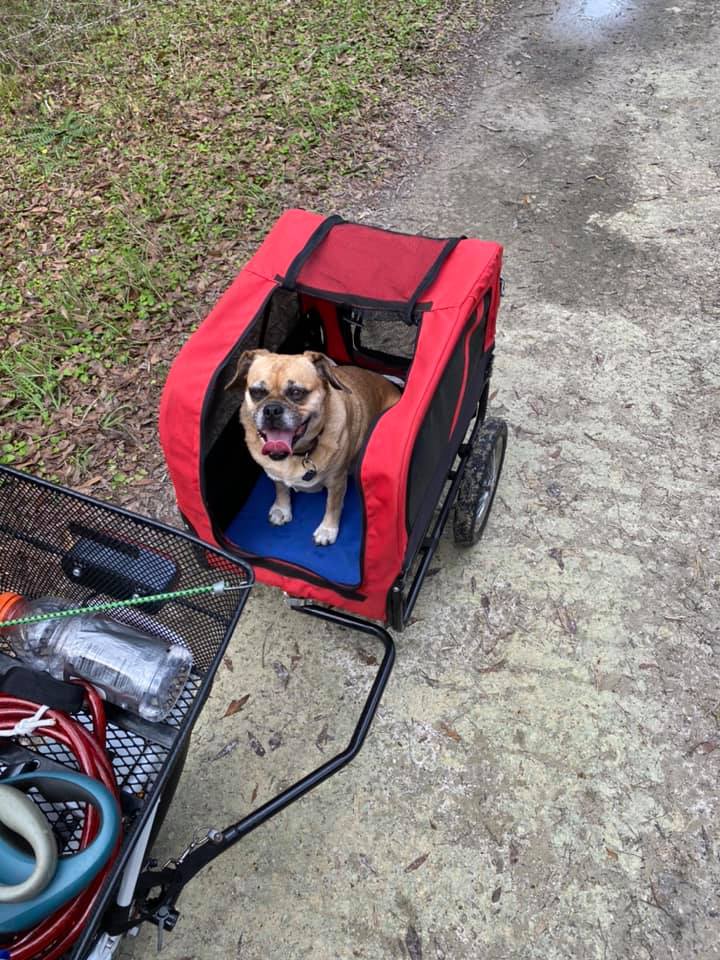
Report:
0,592,192,723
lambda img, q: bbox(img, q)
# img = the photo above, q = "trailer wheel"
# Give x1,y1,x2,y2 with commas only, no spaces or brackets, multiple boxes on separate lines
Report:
453,418,507,547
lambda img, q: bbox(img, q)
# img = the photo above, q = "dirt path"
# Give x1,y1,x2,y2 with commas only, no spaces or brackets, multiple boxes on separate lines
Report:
121,1,719,958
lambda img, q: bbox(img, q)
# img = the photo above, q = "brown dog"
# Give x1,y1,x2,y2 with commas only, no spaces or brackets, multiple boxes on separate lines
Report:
226,350,400,545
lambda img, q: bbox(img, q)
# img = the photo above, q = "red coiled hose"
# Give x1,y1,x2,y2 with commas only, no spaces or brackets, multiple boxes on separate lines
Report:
0,684,122,960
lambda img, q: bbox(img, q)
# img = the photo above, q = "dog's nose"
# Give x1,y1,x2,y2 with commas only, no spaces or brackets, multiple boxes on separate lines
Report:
263,403,285,422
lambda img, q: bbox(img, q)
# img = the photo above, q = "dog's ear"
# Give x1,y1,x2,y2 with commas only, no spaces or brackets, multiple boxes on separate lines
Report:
225,349,267,392
304,351,351,393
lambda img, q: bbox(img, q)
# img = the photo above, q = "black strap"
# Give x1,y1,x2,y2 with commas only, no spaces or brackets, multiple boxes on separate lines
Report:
0,666,85,713
283,214,345,290
404,236,464,324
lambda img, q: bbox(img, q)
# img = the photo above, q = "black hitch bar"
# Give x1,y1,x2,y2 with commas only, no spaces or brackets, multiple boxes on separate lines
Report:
108,604,395,937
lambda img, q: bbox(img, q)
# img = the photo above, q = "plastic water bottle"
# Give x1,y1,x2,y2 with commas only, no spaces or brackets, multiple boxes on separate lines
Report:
0,592,192,723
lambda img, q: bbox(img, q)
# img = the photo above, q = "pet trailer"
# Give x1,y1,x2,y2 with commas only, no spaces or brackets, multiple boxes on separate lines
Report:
160,209,507,630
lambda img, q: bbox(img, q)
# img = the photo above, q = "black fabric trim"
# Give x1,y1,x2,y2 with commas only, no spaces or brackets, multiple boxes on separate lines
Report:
216,537,367,600
198,286,279,528
404,236,463,322
404,354,491,570
447,290,492,449
283,214,345,290
403,288,491,562
293,282,432,316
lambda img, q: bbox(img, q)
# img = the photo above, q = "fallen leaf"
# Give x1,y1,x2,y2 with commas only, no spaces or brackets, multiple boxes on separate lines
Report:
273,661,290,688
405,924,422,960
475,658,506,674
75,475,103,492
508,840,519,865
491,886,502,903
688,740,718,756
437,721,462,743
358,853,378,875
269,731,282,751
555,603,577,637
404,852,429,873
548,547,565,571
606,847,619,860
223,655,234,672
357,647,378,666
419,670,439,687
247,732,266,757
211,739,239,762
316,722,335,751
223,694,250,717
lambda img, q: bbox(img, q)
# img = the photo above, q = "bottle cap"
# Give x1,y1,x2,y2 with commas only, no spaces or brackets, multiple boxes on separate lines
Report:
0,592,23,624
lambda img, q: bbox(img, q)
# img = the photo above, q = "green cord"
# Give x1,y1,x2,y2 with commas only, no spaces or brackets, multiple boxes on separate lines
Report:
0,580,248,628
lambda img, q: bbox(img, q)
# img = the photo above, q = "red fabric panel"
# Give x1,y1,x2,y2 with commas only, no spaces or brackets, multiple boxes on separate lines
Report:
250,565,388,620
159,268,276,542
300,294,351,363
160,208,503,623
296,224,449,302
245,208,325,281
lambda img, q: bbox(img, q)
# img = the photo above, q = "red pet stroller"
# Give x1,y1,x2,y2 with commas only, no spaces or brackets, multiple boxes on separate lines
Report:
160,209,507,629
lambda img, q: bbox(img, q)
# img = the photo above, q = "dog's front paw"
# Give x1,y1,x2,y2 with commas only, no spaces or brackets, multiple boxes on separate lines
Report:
313,522,338,546
269,503,292,526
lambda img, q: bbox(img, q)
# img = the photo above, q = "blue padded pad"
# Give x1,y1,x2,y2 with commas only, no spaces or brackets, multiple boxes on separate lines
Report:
225,473,363,587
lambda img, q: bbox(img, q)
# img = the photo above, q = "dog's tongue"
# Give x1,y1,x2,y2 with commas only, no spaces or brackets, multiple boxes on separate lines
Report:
261,429,295,456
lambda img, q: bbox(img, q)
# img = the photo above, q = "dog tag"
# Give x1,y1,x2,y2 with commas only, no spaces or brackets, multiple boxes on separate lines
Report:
301,454,317,483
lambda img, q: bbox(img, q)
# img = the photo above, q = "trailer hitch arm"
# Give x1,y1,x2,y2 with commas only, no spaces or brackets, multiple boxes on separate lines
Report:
112,606,395,937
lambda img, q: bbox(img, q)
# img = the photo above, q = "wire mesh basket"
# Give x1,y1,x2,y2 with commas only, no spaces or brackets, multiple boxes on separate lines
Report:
0,465,253,959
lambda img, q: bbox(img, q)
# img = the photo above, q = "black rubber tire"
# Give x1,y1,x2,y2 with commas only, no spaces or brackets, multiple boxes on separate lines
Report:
453,418,507,547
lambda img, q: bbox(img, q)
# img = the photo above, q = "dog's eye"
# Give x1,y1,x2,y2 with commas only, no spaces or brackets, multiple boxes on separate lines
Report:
248,386,267,401
286,386,309,403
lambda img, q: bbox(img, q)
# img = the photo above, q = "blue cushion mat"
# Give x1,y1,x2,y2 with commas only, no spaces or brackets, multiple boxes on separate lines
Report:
225,473,363,587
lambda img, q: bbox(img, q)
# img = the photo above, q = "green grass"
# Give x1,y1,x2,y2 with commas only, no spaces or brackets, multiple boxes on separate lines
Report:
0,0,478,485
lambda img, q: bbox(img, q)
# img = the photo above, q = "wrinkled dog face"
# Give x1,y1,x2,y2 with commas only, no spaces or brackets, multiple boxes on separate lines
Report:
227,350,345,461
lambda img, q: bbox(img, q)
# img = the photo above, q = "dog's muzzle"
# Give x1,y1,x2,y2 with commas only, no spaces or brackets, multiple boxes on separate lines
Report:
256,405,309,460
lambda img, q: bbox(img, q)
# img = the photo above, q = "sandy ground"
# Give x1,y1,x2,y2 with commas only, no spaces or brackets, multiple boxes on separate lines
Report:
120,0,720,957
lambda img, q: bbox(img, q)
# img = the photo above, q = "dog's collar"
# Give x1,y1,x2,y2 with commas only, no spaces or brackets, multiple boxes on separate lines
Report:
292,430,322,459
